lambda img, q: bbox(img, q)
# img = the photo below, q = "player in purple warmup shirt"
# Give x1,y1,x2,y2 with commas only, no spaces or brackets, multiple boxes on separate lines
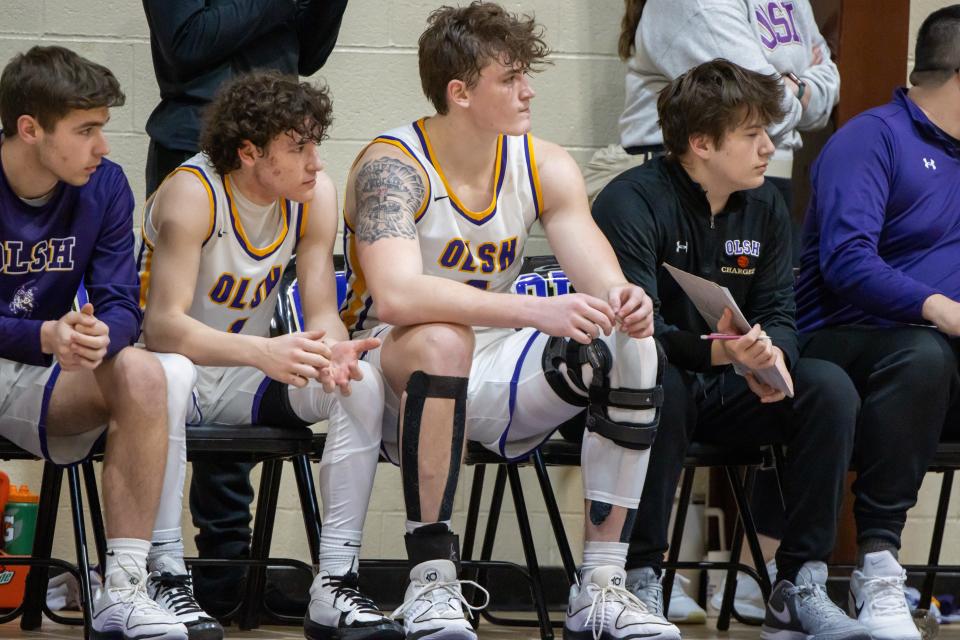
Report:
0,46,217,640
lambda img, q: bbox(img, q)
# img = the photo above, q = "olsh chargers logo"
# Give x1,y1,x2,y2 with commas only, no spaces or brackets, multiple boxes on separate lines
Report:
0,569,15,585
722,239,760,275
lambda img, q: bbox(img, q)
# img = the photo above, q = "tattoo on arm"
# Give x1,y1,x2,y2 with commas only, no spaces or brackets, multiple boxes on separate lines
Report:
354,157,425,243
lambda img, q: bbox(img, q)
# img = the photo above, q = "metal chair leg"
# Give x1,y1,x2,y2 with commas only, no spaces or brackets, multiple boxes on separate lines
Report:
506,464,553,640
291,454,322,570
662,465,696,619
462,465,487,562
474,467,508,622
717,501,744,632
82,460,107,569
67,465,95,639
921,469,953,609
532,450,577,586
21,461,64,631
729,467,770,600
239,459,284,630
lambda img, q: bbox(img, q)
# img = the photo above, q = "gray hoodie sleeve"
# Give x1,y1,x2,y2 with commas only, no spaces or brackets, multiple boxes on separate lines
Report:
796,2,840,131
643,0,801,145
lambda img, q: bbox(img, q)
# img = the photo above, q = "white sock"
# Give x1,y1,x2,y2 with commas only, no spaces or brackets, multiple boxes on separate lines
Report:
405,519,453,535
319,527,362,576
105,538,151,586
581,541,628,583
148,527,186,575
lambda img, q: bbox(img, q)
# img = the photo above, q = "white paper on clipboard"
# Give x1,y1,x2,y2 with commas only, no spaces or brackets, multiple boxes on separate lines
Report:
663,263,794,398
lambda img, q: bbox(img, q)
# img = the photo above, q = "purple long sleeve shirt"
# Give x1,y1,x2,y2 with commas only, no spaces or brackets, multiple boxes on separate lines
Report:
0,153,142,366
796,88,960,332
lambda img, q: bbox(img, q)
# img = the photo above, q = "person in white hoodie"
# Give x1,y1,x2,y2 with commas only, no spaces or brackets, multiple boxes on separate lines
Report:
585,0,839,218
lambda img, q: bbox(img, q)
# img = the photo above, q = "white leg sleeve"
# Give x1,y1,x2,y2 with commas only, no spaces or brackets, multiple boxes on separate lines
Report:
288,362,385,532
581,333,659,508
151,352,196,534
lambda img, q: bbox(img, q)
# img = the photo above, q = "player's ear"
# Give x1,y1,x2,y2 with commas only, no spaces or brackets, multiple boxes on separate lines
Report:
16,114,42,144
237,139,260,168
687,133,713,160
447,78,470,110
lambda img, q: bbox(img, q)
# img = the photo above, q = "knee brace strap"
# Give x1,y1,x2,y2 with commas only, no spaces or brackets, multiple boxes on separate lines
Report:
401,371,468,523
541,336,591,407
584,339,666,451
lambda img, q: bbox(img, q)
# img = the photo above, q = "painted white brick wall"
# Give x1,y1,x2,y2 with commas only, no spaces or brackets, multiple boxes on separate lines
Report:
0,0,952,568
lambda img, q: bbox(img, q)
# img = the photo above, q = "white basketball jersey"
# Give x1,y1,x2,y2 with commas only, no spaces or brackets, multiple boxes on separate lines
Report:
341,119,543,334
139,153,306,338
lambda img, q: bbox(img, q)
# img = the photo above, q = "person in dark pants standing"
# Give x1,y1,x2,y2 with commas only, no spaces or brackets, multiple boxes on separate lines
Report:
141,0,348,615
143,0,347,196
592,59,866,640
795,8,960,640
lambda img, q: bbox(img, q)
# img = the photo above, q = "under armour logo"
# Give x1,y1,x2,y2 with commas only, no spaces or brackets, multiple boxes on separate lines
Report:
923,157,937,170
425,570,438,582
676,241,688,253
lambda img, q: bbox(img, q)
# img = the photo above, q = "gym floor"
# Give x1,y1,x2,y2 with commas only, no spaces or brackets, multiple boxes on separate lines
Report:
1,620,957,639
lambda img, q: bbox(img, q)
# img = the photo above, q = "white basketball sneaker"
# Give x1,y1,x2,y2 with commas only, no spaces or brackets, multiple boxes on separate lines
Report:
565,566,682,640
850,551,920,640
626,566,704,625
92,559,188,640
305,569,403,640
391,559,488,640
710,559,777,621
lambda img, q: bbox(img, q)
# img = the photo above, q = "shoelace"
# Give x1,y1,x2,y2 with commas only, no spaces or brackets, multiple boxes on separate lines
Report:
391,578,490,622
153,573,204,615
325,574,379,617
585,584,651,640
108,555,166,615
863,574,910,616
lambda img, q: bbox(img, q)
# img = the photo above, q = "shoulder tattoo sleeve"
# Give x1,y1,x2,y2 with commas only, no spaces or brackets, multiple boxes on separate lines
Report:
353,157,425,242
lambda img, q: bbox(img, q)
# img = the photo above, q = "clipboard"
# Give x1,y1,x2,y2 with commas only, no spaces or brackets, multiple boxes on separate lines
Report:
663,264,794,397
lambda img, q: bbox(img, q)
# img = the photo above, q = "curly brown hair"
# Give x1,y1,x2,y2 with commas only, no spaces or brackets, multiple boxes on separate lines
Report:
657,59,785,157
418,2,551,115
200,71,333,176
0,45,124,134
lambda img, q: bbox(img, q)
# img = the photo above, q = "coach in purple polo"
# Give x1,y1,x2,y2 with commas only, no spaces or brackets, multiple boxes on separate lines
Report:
796,7,960,640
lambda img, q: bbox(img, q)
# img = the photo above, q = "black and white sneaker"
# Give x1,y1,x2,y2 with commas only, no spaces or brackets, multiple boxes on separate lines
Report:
148,571,223,640
391,559,488,640
761,561,870,640
93,563,188,640
565,566,680,640
304,570,403,640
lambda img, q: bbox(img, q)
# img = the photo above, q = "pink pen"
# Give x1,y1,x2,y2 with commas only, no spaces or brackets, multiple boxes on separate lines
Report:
700,333,771,341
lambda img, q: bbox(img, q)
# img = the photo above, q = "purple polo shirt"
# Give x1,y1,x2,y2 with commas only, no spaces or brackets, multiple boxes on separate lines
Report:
796,88,960,332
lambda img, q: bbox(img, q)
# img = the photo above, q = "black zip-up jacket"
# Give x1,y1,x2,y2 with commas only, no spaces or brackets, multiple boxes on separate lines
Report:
142,0,347,152
593,156,798,373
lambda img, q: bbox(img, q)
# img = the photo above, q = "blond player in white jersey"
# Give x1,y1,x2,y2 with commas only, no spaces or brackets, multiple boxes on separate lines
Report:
342,4,673,640
140,72,402,640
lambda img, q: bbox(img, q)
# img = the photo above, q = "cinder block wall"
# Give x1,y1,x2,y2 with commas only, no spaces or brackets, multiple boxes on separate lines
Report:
0,0,952,569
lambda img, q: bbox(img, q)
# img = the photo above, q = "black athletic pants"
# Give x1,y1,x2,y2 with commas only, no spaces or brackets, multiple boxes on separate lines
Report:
626,358,858,583
801,326,960,548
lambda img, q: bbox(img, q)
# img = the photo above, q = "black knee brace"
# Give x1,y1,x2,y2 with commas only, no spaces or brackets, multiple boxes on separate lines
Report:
401,371,468,523
255,380,312,427
405,522,462,572
542,336,664,450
